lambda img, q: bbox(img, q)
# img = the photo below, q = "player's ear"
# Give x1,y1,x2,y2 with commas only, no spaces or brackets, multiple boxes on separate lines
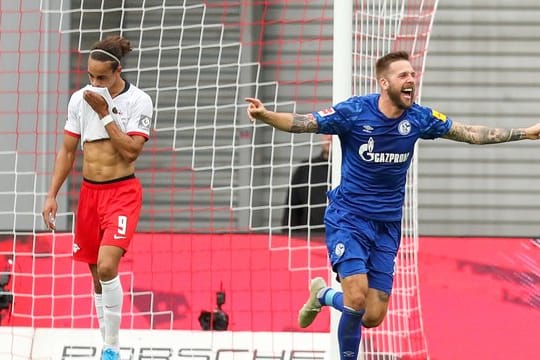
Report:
379,77,389,90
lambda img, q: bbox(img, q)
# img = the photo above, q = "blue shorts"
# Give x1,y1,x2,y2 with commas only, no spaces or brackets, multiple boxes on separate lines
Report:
324,202,401,294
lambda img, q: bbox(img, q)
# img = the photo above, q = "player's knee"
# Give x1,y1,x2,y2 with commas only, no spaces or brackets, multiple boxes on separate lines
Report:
345,292,367,311
96,261,117,281
362,303,388,328
361,313,385,328
341,273,369,309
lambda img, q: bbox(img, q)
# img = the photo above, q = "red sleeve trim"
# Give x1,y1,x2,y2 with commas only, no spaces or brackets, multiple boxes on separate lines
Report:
127,131,150,141
64,130,81,138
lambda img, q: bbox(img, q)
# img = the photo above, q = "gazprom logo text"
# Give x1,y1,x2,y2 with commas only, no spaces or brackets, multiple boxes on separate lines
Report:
359,137,410,163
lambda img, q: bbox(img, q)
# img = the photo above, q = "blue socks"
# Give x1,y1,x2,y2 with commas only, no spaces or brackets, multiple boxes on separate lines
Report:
338,306,364,359
319,287,345,311
318,288,364,360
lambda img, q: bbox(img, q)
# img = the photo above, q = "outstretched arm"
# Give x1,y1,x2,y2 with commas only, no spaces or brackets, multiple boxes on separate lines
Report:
444,121,540,144
245,97,318,133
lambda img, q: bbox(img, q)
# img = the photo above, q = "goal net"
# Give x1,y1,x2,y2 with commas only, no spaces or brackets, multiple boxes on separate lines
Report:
0,0,437,359
352,1,439,359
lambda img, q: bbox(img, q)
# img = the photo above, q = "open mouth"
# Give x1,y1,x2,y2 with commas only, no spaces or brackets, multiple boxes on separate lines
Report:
401,87,414,100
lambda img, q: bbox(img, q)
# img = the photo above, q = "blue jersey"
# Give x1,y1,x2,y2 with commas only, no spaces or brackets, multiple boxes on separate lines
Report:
313,93,452,221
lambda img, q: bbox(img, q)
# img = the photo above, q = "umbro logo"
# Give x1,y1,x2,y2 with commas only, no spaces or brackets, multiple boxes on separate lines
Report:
362,125,374,133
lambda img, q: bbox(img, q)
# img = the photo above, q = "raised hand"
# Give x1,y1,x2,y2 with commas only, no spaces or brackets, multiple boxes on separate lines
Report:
83,90,109,118
245,97,267,123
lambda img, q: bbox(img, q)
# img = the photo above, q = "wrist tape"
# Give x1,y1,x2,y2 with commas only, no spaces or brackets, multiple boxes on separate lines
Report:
101,114,114,126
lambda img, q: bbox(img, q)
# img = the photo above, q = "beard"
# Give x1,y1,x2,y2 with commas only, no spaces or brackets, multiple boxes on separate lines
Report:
387,84,414,110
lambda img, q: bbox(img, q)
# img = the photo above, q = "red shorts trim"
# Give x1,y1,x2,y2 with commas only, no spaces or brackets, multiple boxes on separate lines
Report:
73,176,142,264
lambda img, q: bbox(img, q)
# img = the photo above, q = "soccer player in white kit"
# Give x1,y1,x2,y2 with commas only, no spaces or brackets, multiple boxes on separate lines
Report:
42,35,153,360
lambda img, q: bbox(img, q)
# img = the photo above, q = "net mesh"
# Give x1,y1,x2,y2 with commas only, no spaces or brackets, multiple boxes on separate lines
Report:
0,0,437,359
353,0,438,358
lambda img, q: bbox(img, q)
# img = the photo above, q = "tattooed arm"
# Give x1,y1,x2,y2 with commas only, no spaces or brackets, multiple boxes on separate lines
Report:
444,121,540,144
245,97,318,133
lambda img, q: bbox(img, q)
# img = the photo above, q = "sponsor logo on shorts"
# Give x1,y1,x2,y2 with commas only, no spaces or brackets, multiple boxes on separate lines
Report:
113,234,127,240
73,243,80,254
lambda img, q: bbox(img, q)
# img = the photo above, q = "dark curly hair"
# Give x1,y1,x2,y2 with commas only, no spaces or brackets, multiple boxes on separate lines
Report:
89,35,132,71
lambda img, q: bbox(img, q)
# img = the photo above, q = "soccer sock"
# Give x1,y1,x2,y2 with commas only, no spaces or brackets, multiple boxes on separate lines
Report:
337,306,364,360
94,292,105,342
318,288,345,312
101,276,123,350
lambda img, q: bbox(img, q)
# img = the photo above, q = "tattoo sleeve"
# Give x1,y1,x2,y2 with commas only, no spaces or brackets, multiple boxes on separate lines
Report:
290,113,318,133
445,122,526,144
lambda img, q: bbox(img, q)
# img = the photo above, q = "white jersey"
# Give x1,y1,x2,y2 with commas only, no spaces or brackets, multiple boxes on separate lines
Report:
64,82,153,147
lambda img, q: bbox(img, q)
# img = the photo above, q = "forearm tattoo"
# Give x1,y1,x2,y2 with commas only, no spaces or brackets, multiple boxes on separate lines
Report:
447,123,526,144
290,113,318,133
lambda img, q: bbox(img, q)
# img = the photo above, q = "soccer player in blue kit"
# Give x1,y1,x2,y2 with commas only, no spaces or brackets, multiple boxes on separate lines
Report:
245,51,540,360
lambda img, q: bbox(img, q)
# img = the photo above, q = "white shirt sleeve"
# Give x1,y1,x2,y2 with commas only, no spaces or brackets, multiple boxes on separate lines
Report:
125,89,153,139
64,90,82,137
